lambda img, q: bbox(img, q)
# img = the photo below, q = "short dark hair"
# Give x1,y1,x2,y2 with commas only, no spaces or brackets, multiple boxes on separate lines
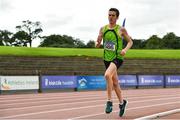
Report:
109,8,120,17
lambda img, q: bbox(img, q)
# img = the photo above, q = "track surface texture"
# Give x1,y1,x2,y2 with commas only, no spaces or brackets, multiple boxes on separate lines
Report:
0,88,180,119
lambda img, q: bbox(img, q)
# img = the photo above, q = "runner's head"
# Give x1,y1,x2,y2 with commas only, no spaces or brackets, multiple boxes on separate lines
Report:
108,8,119,24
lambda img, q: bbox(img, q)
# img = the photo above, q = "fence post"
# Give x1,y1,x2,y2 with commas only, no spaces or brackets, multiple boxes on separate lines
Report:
74,72,78,92
163,74,166,88
136,73,139,89
38,70,42,93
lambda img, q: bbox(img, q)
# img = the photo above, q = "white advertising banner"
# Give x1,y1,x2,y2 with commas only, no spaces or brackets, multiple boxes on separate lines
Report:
0,76,39,90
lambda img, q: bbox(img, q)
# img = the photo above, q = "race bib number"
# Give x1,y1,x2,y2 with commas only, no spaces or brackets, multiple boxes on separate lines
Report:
104,41,115,51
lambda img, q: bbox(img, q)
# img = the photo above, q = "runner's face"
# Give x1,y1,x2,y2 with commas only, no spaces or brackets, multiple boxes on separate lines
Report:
108,11,118,24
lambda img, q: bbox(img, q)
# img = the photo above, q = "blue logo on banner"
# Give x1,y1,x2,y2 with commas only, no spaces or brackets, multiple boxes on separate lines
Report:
77,76,106,90
138,75,164,86
41,76,77,89
165,75,180,86
118,75,137,86
78,77,88,89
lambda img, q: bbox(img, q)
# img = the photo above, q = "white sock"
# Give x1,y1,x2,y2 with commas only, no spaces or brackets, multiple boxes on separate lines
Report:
119,101,123,105
107,99,112,102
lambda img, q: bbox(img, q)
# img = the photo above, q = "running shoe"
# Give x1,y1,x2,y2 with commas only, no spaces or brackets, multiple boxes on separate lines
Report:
119,99,128,117
105,101,113,114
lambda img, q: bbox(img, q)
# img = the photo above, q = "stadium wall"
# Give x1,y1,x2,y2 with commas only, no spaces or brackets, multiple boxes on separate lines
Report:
0,56,180,76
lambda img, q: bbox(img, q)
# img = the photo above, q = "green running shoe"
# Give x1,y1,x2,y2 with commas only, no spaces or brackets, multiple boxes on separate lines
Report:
119,100,128,117
105,101,113,114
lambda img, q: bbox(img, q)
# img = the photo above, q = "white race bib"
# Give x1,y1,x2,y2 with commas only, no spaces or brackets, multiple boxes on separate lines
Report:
104,41,115,51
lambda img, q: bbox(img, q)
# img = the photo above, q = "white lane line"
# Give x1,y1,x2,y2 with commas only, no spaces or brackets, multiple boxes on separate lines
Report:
1,104,104,119
70,101,180,119
1,88,178,101
1,89,179,102
134,109,180,120
1,96,180,119
1,92,179,107
1,94,179,111
0,93,106,103
0,96,106,107
0,98,106,111
0,88,179,100
0,91,107,101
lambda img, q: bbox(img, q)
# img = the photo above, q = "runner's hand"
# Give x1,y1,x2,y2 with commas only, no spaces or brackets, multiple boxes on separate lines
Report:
120,49,126,56
95,41,101,48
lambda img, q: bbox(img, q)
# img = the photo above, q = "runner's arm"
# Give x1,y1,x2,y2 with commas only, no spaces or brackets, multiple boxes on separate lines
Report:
120,27,133,56
95,27,103,48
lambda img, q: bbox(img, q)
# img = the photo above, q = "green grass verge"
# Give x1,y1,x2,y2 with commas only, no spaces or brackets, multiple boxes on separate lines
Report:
0,46,180,59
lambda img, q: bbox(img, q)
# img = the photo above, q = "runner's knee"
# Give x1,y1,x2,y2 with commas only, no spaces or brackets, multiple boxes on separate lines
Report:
113,82,119,88
104,72,112,80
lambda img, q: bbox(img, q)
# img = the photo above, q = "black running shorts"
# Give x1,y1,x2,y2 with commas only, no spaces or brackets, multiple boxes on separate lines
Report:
104,58,123,69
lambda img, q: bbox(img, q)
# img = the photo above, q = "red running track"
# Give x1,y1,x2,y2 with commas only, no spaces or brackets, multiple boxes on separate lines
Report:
0,88,180,119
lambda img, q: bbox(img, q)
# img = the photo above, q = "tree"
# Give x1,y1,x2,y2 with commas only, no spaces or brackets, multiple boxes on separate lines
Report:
86,40,95,48
145,35,162,49
16,20,43,47
0,30,13,46
40,34,74,47
162,32,180,49
39,34,86,48
131,39,143,49
11,31,30,46
74,39,86,48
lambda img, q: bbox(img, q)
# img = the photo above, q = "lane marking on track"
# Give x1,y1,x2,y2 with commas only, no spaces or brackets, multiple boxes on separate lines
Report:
70,101,180,119
0,94,105,103
1,94,180,111
1,88,179,100
1,88,180,102
0,95,177,111
1,92,180,107
134,109,180,120
1,96,180,119
0,91,107,100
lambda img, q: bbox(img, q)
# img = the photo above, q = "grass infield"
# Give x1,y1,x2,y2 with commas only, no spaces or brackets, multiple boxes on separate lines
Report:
0,46,180,59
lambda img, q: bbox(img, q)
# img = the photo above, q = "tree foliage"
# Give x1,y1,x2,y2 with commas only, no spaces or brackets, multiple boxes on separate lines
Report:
0,30,13,46
1,20,180,49
16,20,43,47
11,31,30,46
132,32,180,49
86,40,95,48
145,35,162,49
39,34,86,48
161,32,180,49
